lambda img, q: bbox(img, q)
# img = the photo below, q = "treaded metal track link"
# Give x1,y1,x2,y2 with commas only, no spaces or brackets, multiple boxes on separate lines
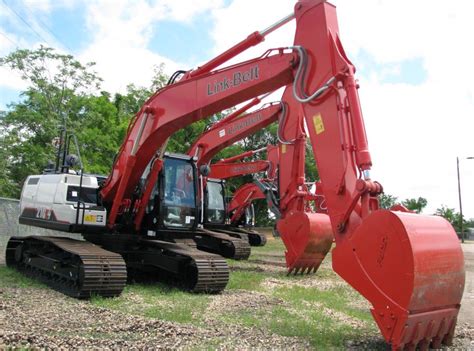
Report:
77,234,230,294
196,229,251,260
207,227,267,247
130,239,229,293
6,236,127,298
233,227,267,246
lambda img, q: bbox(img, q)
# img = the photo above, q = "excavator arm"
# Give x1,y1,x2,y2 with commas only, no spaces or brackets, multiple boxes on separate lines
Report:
273,1,465,349
209,160,268,179
228,180,281,225
187,102,280,246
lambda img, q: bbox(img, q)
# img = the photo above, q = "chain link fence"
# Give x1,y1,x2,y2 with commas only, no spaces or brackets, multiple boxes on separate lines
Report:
0,197,80,265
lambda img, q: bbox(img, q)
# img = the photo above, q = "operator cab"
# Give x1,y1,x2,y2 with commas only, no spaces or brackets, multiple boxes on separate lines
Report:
145,153,198,231
242,204,256,227
204,179,226,225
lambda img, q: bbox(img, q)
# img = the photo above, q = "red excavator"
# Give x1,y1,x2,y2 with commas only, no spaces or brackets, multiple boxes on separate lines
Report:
211,145,281,225
187,97,282,246
6,1,464,349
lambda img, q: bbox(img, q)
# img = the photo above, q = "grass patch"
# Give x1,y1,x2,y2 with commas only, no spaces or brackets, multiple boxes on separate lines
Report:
217,282,376,348
273,285,373,323
226,270,265,291
0,266,44,288
219,302,371,348
249,237,285,253
91,282,210,326
217,240,378,349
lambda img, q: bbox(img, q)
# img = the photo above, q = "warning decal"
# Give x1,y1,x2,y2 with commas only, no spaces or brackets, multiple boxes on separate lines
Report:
313,113,325,135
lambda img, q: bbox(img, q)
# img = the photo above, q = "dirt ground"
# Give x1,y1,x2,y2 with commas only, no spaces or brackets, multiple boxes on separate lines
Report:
459,242,474,325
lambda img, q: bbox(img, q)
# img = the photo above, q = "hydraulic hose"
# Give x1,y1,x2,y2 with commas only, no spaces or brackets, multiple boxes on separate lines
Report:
289,46,336,103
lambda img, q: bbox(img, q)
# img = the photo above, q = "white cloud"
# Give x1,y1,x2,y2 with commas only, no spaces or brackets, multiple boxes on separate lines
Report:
0,66,28,91
1,0,226,96
209,0,474,218
359,76,474,216
0,30,34,93
159,0,223,23
80,41,179,93
0,30,19,54
79,0,225,93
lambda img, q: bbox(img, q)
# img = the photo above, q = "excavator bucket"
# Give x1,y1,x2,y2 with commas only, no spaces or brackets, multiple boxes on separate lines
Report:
332,210,465,350
277,212,333,274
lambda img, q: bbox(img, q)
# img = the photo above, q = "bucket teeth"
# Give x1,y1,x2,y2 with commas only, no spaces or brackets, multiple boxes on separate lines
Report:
417,339,429,351
287,262,320,275
430,336,442,349
393,328,458,350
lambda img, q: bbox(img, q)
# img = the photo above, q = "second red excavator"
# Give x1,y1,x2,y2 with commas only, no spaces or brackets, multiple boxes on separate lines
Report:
187,96,282,246
213,145,281,227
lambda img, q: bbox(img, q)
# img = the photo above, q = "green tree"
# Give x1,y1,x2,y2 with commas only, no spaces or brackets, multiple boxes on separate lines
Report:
74,92,129,175
467,218,474,228
305,142,319,182
0,46,101,128
435,205,467,233
0,132,18,197
0,46,119,196
378,193,398,209
402,197,428,214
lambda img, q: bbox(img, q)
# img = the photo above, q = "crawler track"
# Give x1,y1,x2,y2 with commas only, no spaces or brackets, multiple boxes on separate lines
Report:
195,229,251,260
83,234,229,293
139,239,229,293
234,228,267,246
209,226,267,247
6,236,127,298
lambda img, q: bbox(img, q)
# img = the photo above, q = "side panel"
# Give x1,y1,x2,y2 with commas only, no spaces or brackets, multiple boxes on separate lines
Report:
20,176,40,214
19,174,106,232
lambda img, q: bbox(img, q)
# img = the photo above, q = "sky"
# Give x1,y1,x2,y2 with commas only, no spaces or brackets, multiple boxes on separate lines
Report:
0,0,473,218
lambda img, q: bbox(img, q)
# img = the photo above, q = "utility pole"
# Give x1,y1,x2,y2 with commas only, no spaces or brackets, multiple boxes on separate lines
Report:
457,156,474,243
457,157,464,243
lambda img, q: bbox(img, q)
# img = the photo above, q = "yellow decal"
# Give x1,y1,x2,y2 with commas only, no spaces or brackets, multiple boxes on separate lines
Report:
84,214,97,223
281,144,286,154
313,113,325,135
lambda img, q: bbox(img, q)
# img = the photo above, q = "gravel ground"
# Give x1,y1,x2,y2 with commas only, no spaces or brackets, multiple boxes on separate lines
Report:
0,240,473,349
0,287,310,350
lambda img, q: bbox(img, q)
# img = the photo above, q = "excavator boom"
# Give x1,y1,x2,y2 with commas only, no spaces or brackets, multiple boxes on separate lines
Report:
209,160,269,179
209,144,279,180
210,144,280,225
101,53,296,227
188,102,282,167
